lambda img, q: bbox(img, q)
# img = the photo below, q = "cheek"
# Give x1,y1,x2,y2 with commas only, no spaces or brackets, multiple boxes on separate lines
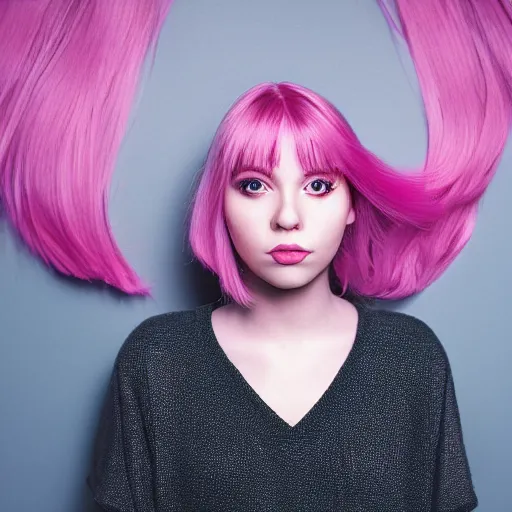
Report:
224,196,264,252
309,198,351,244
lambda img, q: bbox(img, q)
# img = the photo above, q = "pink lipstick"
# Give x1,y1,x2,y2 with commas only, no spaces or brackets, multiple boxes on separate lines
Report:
268,244,311,265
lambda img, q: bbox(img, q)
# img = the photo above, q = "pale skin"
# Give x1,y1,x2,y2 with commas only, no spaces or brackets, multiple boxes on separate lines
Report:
211,134,359,427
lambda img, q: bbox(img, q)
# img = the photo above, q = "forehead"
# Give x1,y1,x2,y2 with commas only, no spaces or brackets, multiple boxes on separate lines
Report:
273,134,303,177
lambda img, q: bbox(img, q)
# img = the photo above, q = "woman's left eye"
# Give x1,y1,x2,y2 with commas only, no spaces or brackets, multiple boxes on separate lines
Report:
306,179,335,195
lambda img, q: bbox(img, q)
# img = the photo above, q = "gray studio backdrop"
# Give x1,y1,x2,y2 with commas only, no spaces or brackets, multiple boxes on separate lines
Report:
0,1,510,511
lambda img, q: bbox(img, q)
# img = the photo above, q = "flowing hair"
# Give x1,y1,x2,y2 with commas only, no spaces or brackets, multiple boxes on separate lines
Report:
1,1,511,301
189,0,512,307
0,0,173,294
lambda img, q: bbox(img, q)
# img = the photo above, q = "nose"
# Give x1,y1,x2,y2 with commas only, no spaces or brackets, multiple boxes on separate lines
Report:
271,193,301,231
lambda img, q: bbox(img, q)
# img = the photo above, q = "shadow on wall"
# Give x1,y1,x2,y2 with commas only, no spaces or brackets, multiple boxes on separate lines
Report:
164,153,224,307
181,257,224,305
84,487,100,512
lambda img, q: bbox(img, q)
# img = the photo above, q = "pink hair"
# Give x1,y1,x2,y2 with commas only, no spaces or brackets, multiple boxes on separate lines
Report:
190,0,512,307
1,0,511,301
0,0,173,293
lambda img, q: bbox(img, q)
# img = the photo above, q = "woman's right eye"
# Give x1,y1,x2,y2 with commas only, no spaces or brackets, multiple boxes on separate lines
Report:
238,179,267,195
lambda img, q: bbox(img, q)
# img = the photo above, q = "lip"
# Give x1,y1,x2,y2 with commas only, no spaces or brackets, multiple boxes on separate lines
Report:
269,244,309,253
267,244,311,266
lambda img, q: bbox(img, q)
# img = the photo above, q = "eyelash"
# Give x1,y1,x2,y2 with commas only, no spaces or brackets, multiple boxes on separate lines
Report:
238,178,336,196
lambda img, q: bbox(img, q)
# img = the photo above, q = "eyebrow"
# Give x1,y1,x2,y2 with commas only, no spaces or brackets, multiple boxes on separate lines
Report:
231,166,273,179
231,165,339,180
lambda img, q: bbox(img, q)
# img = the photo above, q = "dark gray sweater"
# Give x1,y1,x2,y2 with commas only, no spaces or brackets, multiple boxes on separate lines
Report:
87,300,478,511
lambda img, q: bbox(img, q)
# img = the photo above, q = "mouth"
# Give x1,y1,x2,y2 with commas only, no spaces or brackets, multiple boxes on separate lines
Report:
267,244,311,265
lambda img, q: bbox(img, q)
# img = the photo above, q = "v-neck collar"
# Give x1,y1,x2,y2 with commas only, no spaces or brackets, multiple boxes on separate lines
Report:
197,299,370,439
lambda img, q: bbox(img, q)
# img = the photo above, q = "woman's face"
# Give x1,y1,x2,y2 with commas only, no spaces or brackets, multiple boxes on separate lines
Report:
224,134,355,291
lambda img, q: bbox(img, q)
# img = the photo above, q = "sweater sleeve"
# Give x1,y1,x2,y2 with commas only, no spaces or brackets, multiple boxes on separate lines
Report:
87,332,156,512
432,363,478,512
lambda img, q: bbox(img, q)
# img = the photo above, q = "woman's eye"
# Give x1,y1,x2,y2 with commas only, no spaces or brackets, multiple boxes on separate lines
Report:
306,179,334,195
238,178,335,196
239,179,267,195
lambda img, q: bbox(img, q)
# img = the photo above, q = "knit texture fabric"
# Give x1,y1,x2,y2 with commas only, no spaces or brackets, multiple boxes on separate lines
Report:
87,300,478,511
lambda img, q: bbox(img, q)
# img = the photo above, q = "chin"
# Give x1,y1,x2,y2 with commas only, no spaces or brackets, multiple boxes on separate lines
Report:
256,271,317,291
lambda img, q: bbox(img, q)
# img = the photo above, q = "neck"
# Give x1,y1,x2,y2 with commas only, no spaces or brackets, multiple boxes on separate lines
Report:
230,267,351,339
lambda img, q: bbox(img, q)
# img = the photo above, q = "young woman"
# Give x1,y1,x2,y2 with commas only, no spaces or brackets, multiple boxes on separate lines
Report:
87,82,478,511
2,0,509,510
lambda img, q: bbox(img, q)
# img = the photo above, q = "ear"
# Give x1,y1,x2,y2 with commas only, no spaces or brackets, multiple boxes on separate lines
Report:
346,206,356,225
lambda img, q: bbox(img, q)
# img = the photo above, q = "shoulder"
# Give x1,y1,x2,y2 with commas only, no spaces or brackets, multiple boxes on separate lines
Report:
361,305,451,381
114,306,202,378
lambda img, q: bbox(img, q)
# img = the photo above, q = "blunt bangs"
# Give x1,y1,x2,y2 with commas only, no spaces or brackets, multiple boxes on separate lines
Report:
215,82,350,181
